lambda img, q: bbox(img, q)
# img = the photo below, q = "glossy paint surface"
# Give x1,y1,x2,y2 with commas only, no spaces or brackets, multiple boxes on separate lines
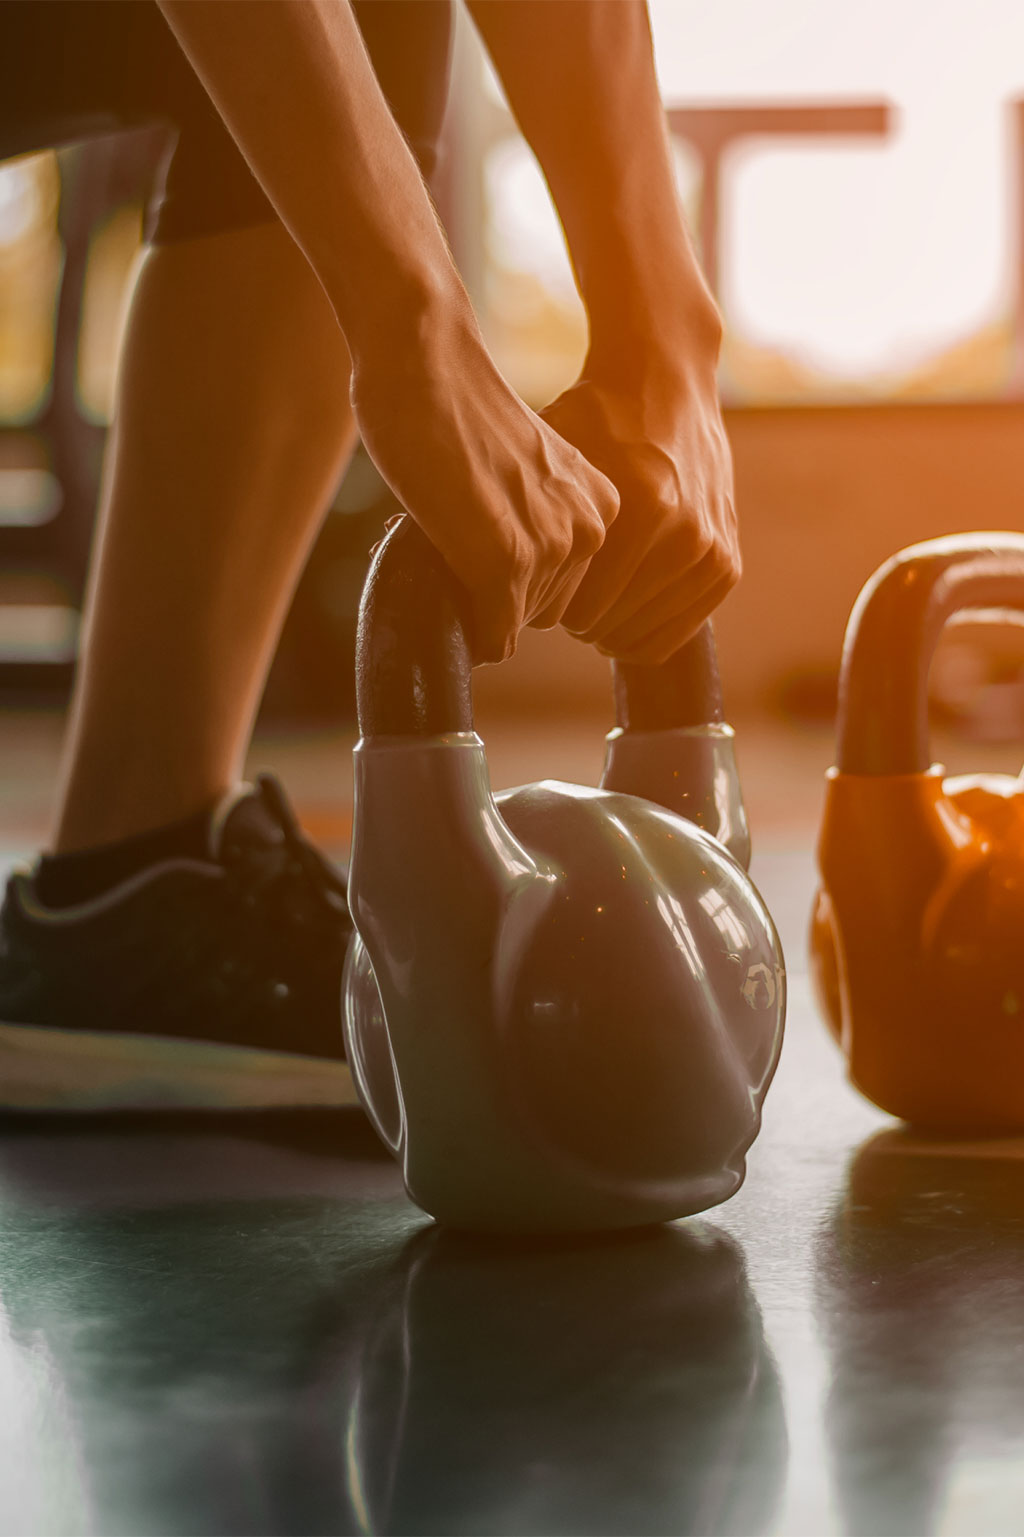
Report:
348,521,782,1232
601,722,752,867
345,736,783,1232
0,851,1021,1535
816,533,1024,1133
815,766,1024,1131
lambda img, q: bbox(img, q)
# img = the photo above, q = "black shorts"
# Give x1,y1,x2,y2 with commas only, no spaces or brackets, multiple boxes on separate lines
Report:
0,0,453,244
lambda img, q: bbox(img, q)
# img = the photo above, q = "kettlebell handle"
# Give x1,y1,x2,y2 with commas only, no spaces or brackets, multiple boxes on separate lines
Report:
836,531,1024,774
356,516,725,738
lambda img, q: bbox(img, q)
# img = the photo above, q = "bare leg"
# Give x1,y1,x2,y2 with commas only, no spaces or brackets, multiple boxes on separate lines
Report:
53,220,356,852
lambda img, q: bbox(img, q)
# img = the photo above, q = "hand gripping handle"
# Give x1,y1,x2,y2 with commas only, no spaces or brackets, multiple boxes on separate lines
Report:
355,516,726,739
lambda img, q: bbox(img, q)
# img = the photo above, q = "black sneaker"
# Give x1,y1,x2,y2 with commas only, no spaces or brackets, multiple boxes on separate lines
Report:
0,775,356,1111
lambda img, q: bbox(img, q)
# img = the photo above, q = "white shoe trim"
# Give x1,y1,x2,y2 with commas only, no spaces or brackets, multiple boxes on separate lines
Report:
0,1020,357,1111
11,861,223,924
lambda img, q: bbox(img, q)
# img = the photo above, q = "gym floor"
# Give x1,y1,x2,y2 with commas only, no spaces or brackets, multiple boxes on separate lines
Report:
0,707,1022,1536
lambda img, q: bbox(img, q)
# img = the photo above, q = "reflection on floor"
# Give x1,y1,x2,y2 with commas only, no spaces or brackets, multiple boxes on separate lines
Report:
0,709,1022,1534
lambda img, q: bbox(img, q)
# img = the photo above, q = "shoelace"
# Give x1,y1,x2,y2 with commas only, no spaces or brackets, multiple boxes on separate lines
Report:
223,774,349,934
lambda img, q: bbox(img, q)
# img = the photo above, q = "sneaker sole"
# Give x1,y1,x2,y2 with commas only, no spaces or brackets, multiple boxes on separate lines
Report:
0,1021,358,1112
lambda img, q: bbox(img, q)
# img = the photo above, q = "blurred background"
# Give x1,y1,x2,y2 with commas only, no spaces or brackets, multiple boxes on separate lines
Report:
3,18,1023,1532
3,0,1024,868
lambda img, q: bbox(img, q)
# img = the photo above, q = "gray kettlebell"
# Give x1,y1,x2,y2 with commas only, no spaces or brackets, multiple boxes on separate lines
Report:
343,518,785,1232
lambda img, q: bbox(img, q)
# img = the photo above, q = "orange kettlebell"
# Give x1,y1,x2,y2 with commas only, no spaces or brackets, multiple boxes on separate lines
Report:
812,532,1024,1134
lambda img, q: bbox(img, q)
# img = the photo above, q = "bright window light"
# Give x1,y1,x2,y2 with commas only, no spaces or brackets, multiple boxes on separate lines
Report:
649,0,1024,394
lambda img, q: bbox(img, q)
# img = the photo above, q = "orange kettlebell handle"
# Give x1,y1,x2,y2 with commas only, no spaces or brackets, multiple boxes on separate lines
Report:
836,532,1024,774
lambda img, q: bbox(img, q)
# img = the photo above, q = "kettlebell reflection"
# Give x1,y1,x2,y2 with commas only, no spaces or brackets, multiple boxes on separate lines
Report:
349,1223,787,1535
0,1177,785,1536
816,1129,1024,1537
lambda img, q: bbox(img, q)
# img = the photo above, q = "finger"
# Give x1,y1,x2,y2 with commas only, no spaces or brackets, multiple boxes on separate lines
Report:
559,512,654,636
593,477,620,531
470,586,528,667
472,619,517,666
576,546,722,648
523,505,608,626
526,534,600,626
595,574,734,666
527,559,592,631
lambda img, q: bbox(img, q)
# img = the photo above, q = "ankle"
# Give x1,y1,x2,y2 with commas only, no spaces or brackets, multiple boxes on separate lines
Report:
37,801,220,909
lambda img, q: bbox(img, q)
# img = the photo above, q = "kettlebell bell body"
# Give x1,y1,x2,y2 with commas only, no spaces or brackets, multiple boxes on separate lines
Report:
345,521,785,1233
813,532,1024,1133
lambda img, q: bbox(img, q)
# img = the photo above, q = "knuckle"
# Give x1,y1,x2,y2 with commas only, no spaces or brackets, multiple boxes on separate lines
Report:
708,536,741,588
577,512,606,558
505,537,532,583
685,518,715,565
661,515,706,572
496,541,534,599
652,459,685,511
550,525,576,567
595,475,620,525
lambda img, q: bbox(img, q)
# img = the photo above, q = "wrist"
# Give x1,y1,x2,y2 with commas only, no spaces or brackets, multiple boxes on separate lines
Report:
345,260,480,392
350,280,525,496
585,279,723,394
579,214,722,384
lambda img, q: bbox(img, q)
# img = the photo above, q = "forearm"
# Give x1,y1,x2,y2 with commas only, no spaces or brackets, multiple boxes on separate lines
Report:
467,0,718,372
157,0,468,366
162,1,619,668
